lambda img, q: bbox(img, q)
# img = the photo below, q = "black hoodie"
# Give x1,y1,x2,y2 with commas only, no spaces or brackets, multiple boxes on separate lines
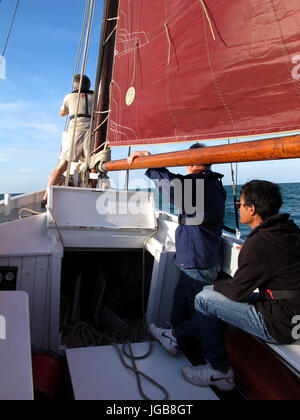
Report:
214,214,300,344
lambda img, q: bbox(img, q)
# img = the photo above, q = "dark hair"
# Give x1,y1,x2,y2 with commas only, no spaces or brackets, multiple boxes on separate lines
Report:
73,74,91,91
189,143,211,168
240,180,282,220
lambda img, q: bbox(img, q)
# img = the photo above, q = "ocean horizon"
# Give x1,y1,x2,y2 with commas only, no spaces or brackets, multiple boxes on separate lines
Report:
1,182,299,238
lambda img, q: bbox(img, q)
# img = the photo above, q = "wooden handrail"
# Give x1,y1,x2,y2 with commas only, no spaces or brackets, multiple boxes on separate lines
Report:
104,135,300,172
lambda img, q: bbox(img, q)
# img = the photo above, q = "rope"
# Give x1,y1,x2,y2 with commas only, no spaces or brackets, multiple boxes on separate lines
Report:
65,0,95,187
103,21,118,46
227,139,241,239
46,205,65,247
18,204,65,246
19,208,42,219
92,114,110,135
90,140,110,156
0,0,20,68
64,0,91,133
198,0,216,41
131,42,139,87
113,343,169,401
164,23,171,66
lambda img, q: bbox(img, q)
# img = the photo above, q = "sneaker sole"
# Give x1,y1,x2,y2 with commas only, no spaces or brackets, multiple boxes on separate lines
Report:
148,325,179,357
182,370,236,392
211,378,236,392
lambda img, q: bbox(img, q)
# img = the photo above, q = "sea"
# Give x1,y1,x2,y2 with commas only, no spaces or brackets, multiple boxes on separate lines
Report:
1,183,300,239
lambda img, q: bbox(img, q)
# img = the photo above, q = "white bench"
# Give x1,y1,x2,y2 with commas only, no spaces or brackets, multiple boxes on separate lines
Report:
267,341,300,378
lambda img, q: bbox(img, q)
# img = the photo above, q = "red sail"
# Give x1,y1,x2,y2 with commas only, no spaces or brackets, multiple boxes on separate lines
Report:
107,0,300,147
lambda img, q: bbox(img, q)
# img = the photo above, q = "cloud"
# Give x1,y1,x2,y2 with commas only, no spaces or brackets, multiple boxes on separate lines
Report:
0,154,9,163
0,101,31,112
19,168,37,173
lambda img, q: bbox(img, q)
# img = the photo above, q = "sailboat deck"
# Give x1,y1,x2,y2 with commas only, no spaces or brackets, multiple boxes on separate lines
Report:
0,191,45,225
66,342,219,401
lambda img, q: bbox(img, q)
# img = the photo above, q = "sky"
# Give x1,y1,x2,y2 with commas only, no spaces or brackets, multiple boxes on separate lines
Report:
0,0,299,194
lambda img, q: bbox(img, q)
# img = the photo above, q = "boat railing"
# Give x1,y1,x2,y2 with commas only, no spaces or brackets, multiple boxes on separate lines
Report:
0,190,45,218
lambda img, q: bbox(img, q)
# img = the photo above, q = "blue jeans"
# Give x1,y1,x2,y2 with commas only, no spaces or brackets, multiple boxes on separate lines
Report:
194,287,278,371
179,267,221,284
170,266,220,366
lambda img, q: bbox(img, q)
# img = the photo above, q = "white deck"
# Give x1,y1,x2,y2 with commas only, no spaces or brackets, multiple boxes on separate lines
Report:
66,342,219,400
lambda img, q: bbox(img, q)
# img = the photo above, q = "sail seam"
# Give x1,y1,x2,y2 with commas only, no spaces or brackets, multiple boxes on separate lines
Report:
201,7,236,128
267,0,300,100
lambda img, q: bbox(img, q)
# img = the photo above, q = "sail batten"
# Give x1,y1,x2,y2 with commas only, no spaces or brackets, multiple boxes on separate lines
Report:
106,0,300,147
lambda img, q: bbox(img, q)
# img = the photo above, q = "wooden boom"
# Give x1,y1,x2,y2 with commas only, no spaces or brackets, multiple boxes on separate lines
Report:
104,135,300,172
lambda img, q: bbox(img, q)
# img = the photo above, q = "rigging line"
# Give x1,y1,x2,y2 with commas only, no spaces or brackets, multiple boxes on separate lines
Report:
64,0,91,133
201,0,228,47
131,42,139,87
75,0,91,75
198,0,216,41
0,0,21,67
125,147,131,190
164,23,171,66
227,139,240,238
65,0,95,187
83,0,96,72
103,22,118,46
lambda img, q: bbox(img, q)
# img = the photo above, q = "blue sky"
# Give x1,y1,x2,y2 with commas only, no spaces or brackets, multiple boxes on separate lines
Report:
0,0,299,193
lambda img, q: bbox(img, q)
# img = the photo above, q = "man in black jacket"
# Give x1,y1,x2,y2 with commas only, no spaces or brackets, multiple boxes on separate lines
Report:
181,180,300,392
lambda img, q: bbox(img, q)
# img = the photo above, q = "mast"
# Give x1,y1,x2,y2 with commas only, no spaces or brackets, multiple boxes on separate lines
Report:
103,135,300,172
92,0,119,151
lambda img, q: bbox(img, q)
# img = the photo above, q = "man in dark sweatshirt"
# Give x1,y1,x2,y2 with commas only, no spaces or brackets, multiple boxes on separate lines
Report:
181,180,300,392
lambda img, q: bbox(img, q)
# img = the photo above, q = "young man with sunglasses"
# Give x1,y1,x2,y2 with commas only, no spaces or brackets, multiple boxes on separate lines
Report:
181,180,300,391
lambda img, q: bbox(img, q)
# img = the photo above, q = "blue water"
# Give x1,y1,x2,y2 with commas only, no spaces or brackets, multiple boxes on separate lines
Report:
1,183,299,238
151,183,300,239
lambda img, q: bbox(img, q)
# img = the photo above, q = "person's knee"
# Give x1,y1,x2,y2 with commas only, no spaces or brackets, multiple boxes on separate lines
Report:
194,287,217,315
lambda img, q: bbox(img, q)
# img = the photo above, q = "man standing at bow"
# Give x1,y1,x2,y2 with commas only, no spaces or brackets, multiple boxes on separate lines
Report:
41,74,94,207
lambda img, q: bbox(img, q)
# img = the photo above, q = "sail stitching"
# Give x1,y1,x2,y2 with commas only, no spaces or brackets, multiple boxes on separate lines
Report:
164,0,180,134
267,0,300,100
201,8,236,128
131,42,139,87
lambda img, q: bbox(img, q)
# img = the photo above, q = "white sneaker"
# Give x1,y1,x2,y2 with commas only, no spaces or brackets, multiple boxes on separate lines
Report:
149,323,179,356
182,363,235,391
